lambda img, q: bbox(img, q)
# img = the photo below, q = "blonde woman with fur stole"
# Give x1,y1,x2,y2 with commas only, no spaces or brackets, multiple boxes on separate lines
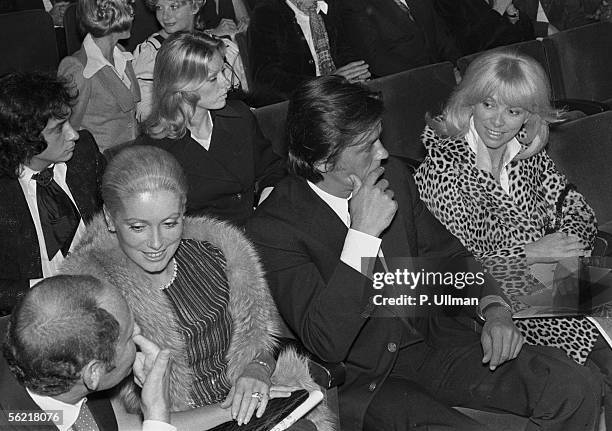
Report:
61,146,331,430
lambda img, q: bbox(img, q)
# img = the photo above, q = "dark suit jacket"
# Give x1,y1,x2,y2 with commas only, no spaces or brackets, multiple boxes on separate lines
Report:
514,0,595,36
246,157,503,430
340,0,461,77
248,0,358,105
137,100,285,226
433,0,535,56
0,318,118,431
0,130,105,316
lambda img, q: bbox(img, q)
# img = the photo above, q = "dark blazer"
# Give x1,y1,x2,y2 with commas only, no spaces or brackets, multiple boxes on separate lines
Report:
514,0,595,36
246,157,502,430
0,318,118,431
0,130,105,316
137,100,285,226
433,0,535,55
248,0,358,105
340,0,461,77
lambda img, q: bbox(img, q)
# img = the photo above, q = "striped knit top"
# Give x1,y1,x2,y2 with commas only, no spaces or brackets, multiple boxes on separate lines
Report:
163,239,233,406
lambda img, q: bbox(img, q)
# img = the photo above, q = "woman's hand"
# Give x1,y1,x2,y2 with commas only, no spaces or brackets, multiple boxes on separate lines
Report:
210,18,239,37
334,60,371,83
525,232,587,264
221,362,271,425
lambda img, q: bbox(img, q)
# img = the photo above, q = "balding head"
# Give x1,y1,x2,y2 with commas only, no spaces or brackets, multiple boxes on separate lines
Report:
2,275,126,396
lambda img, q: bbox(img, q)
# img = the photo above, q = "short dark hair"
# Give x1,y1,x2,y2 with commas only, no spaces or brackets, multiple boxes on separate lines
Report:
0,72,76,179
3,275,121,396
286,76,384,182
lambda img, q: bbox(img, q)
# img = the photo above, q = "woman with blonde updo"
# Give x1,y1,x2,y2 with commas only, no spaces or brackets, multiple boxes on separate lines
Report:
62,145,330,430
58,0,140,151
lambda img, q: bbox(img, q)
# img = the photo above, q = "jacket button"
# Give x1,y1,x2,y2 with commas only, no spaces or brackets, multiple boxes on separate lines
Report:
387,342,397,352
368,382,377,392
234,193,242,200
308,59,314,65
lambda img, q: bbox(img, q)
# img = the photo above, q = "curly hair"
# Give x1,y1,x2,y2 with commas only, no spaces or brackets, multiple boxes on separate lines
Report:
0,72,75,179
145,31,225,139
287,75,384,182
78,0,134,37
2,275,121,396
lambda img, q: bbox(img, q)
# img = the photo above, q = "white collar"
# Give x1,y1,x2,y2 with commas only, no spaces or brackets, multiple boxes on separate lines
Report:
26,388,86,431
285,0,328,16
307,180,350,226
18,163,64,181
82,33,134,79
465,116,521,172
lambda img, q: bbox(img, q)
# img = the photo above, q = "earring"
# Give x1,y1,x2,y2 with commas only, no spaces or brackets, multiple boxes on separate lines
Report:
107,227,115,233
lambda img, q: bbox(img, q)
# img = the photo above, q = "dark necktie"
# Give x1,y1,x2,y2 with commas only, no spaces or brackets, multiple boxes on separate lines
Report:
72,402,100,431
32,166,81,260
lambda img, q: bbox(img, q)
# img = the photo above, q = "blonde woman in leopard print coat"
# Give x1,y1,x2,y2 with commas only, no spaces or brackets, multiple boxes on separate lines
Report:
415,50,611,409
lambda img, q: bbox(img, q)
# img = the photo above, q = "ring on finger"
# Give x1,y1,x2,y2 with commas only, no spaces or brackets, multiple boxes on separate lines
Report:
251,392,264,401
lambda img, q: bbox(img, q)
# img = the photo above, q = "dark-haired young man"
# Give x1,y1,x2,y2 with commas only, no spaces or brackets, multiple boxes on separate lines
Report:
0,275,173,431
247,76,603,431
0,72,105,316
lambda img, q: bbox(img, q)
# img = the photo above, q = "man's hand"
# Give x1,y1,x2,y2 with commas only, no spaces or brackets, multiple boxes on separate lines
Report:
334,60,371,83
140,348,172,424
133,334,160,388
349,167,398,237
481,305,524,371
210,18,239,37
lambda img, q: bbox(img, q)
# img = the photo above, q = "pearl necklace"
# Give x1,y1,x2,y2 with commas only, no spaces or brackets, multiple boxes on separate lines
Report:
159,258,178,290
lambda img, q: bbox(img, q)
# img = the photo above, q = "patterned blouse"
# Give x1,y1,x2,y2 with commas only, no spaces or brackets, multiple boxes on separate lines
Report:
414,125,599,364
163,239,233,405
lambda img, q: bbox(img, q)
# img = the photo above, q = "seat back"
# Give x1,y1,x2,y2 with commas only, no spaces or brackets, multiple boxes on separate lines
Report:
120,0,160,52
252,101,290,158
12,0,43,11
62,3,82,55
456,39,549,80
543,22,612,103
0,10,58,75
547,111,612,225
366,61,456,161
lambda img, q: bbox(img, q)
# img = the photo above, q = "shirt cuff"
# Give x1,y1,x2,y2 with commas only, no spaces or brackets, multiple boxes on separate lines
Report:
143,420,176,431
340,229,382,275
478,295,512,320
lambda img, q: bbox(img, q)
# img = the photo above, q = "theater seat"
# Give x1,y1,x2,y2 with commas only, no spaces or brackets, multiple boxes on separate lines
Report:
62,3,82,56
252,101,290,158
543,22,612,106
0,10,58,75
366,61,457,161
547,111,612,227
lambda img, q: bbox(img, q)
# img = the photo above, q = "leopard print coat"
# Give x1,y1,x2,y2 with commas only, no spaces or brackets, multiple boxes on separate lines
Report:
414,125,599,364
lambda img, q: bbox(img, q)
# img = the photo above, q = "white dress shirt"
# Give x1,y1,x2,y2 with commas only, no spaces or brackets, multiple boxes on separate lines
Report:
82,34,134,89
17,163,86,287
465,116,522,194
307,181,381,273
27,390,176,431
284,1,329,76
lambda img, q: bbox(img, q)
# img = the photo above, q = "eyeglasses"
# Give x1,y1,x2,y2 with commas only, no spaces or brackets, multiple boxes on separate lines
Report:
223,58,243,92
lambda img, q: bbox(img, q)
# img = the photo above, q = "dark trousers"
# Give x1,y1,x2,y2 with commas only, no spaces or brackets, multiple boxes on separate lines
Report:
586,335,612,429
364,340,603,431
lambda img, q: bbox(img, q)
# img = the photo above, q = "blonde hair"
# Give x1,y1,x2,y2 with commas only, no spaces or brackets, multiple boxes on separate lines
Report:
78,0,134,37
432,50,563,159
102,146,188,216
145,31,225,139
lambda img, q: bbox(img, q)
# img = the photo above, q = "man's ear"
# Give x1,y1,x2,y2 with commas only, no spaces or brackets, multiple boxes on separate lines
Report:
103,206,116,233
82,360,103,391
